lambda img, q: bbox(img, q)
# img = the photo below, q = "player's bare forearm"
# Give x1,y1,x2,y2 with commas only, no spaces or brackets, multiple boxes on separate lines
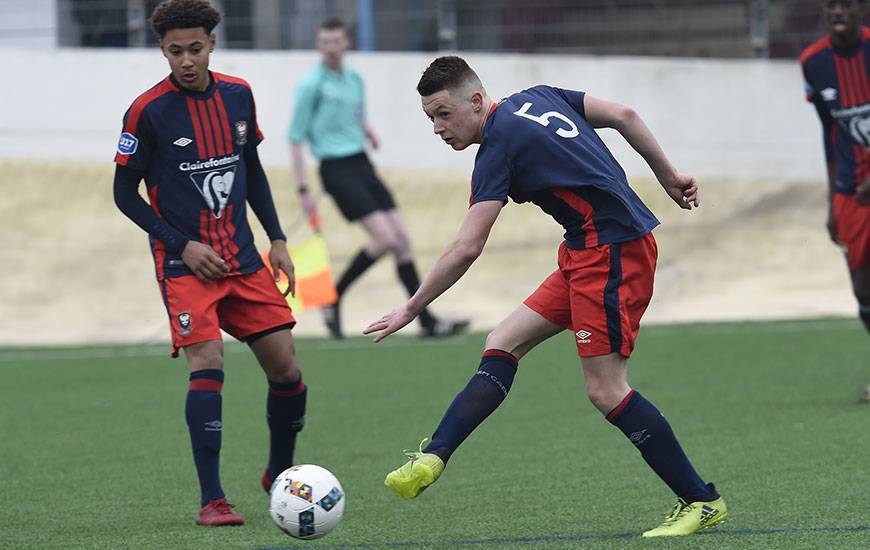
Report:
363,122,380,149
268,239,296,296
583,95,697,209
407,240,481,315
613,110,675,184
364,201,502,341
290,142,307,189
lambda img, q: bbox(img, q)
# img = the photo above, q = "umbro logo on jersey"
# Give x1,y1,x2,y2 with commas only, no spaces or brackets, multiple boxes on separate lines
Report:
821,87,838,101
173,137,193,147
575,330,592,343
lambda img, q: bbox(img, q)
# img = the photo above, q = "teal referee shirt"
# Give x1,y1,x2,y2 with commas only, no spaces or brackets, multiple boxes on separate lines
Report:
288,63,367,160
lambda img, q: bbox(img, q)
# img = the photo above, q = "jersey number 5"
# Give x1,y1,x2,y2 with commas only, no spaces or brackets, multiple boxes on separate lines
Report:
513,102,579,138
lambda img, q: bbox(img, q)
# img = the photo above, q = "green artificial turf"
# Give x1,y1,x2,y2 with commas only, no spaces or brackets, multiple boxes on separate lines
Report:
2,317,868,549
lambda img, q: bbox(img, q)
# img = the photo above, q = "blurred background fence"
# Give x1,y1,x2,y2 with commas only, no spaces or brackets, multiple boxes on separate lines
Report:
0,0,862,344
0,0,857,58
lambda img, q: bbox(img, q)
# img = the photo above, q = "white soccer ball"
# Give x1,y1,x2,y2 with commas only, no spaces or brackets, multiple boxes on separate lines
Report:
268,464,346,540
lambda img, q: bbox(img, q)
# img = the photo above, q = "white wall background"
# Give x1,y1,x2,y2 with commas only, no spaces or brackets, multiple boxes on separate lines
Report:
0,2,57,47
0,47,825,183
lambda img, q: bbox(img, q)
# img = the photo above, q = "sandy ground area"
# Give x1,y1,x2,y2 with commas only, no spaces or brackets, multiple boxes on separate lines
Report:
0,160,857,347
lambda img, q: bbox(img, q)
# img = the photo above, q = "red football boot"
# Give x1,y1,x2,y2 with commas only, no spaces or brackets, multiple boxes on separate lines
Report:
262,469,273,494
197,497,245,526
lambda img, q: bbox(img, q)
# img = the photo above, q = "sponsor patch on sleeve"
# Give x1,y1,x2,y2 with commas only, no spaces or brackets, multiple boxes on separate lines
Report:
117,132,139,155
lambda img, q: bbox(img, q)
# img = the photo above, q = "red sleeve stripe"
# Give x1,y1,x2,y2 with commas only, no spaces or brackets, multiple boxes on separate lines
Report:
123,77,177,134
213,90,235,153
212,71,252,89
186,97,208,159
799,36,831,65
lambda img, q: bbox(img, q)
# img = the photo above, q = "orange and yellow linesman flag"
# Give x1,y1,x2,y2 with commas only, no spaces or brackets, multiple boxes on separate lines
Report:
261,211,337,312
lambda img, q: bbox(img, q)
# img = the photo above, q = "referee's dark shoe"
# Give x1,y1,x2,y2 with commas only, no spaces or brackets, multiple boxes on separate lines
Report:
421,319,470,338
322,303,343,339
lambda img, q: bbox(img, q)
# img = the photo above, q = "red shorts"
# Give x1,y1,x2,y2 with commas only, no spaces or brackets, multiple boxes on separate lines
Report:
833,193,870,270
160,267,295,357
524,233,657,358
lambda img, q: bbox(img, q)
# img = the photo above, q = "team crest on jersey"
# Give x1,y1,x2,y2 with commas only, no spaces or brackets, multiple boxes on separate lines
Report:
189,167,236,218
234,120,248,145
117,132,138,155
178,311,192,335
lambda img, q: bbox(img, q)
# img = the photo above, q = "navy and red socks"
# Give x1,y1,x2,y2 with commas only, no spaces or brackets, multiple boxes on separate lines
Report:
607,390,718,503
266,376,307,480
423,350,518,463
186,369,225,507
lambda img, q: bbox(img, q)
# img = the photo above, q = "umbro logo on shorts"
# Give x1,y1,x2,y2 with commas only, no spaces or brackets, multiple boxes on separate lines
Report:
575,330,592,344
173,137,193,147
204,420,222,432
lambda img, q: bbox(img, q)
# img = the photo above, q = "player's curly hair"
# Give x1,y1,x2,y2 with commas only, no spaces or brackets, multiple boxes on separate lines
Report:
150,0,222,38
417,56,482,97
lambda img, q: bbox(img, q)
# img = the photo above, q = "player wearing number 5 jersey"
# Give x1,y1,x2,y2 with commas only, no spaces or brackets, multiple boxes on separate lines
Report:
365,56,727,537
113,0,309,527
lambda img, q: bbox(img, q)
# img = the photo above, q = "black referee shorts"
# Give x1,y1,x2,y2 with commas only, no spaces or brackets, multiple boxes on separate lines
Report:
319,152,396,222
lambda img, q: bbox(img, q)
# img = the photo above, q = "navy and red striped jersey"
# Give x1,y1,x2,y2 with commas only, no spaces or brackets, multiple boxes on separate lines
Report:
114,71,267,280
472,85,659,249
800,27,870,195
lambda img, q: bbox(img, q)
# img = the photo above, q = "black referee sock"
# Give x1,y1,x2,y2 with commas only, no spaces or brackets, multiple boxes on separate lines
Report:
397,261,437,328
607,390,718,503
336,249,378,297
423,350,518,463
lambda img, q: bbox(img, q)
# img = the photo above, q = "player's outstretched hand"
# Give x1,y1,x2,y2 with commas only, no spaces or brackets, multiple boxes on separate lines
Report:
182,241,229,282
269,240,296,297
363,305,417,343
660,173,700,210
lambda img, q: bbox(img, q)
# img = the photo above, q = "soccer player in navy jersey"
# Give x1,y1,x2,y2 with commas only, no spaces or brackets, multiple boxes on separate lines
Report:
800,0,870,402
364,56,727,537
113,0,308,526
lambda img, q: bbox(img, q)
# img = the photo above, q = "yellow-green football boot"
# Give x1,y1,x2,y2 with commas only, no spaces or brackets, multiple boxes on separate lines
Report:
642,496,728,537
384,439,445,500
